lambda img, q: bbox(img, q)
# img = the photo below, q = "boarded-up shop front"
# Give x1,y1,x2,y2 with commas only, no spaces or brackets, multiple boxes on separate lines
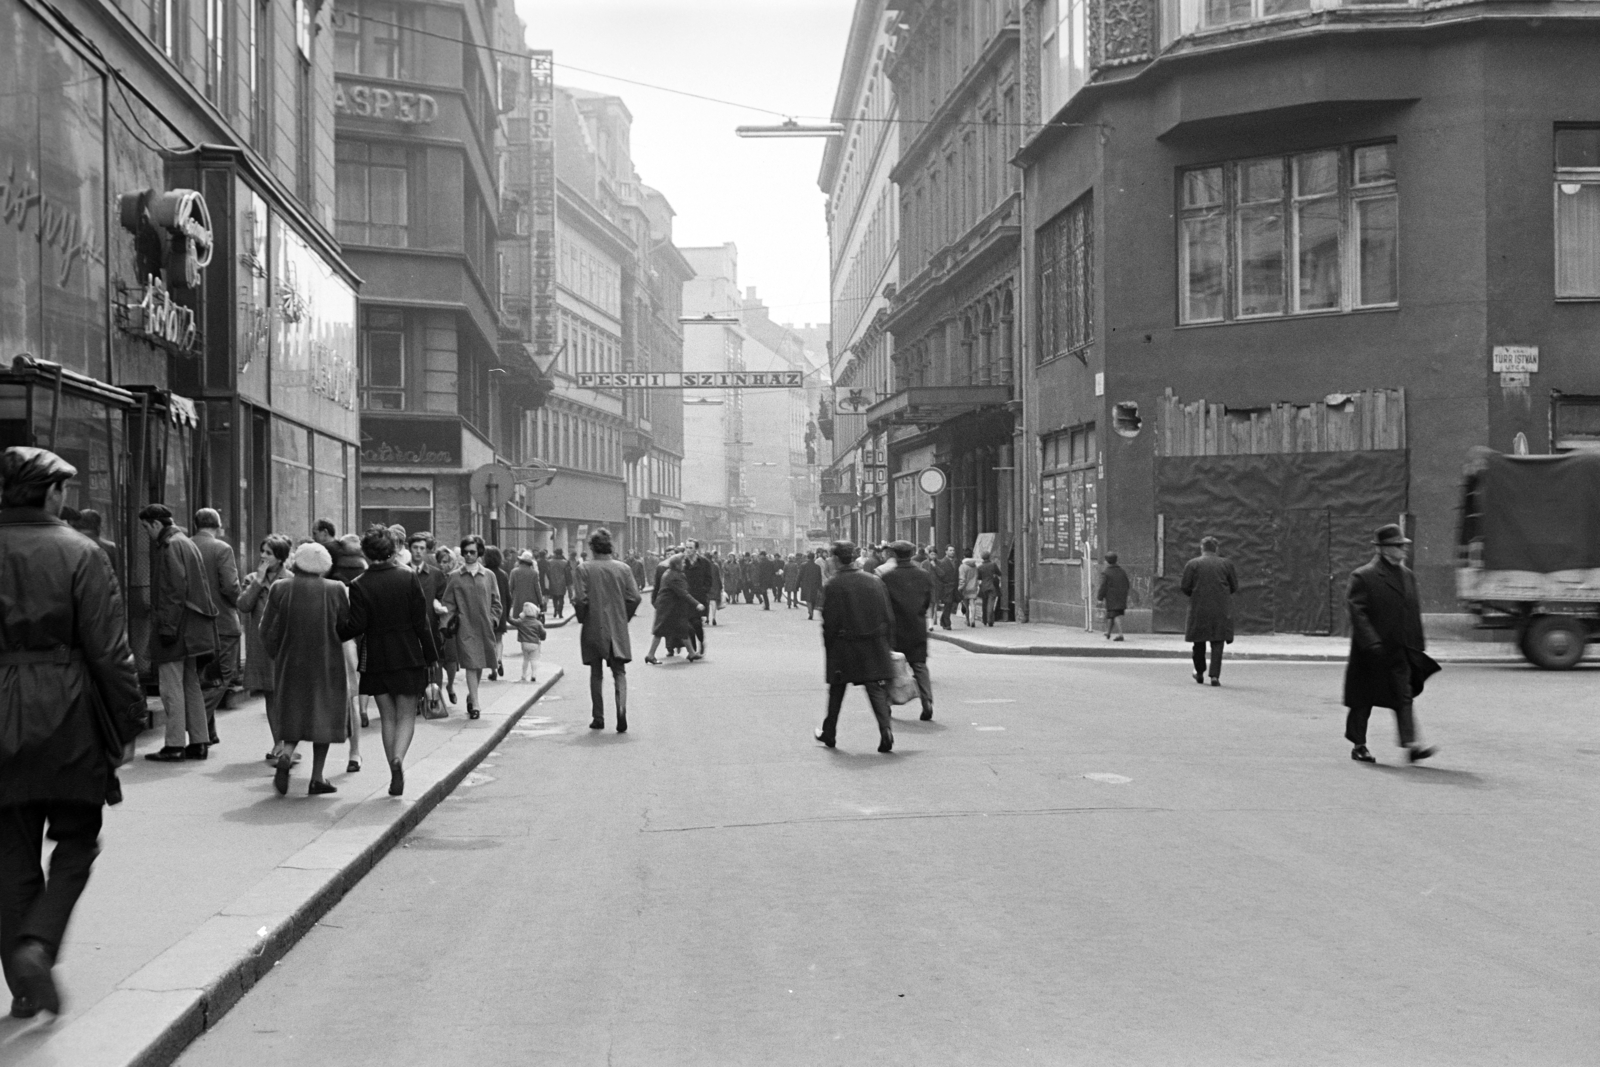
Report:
1151,389,1408,636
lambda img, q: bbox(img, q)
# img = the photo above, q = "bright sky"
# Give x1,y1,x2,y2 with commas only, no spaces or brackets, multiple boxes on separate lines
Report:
512,0,855,330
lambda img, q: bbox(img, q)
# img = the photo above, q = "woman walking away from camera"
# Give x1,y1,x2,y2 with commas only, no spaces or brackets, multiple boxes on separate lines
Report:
238,534,292,762
341,527,437,796
261,542,350,796
958,554,979,627
644,554,702,664
573,528,640,732
443,535,501,719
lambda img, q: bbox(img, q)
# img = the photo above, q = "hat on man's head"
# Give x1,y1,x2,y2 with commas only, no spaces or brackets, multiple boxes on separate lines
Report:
1372,523,1412,546
0,446,76,506
889,539,915,559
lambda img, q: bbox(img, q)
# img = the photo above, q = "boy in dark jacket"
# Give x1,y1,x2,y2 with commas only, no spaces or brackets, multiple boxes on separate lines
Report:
1096,551,1130,641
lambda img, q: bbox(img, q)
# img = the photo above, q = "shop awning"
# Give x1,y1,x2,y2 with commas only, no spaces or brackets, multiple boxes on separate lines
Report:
865,385,1012,430
6,356,135,408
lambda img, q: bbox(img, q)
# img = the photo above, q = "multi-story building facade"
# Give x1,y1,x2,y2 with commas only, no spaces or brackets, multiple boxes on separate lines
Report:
742,291,822,554
335,0,527,543
681,244,748,553
635,185,692,552
1017,0,1600,632
818,0,899,546
2,0,359,663
877,0,1024,611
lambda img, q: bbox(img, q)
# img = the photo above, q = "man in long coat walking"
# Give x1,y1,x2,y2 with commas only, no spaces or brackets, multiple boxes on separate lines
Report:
573,528,641,732
799,550,824,620
0,447,144,1017
543,549,570,618
1181,536,1237,686
880,540,935,720
1344,524,1439,764
932,546,958,630
815,541,896,753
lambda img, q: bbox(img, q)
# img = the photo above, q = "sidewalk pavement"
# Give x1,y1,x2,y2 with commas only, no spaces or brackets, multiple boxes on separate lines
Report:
930,621,1531,664
3,649,566,1067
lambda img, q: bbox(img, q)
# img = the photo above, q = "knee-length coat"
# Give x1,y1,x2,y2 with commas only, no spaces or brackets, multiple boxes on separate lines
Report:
799,557,823,605
1180,552,1238,643
261,573,350,744
575,557,641,664
237,563,285,691
820,567,895,684
443,566,501,670
651,568,702,643
1344,556,1439,709
342,559,438,684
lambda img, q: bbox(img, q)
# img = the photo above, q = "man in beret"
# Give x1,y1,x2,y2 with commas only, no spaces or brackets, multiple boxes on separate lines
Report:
1344,524,1439,764
816,540,896,753
0,447,144,1018
139,503,219,762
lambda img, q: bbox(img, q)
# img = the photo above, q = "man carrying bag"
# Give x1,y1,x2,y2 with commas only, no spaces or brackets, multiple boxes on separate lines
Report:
1344,524,1440,765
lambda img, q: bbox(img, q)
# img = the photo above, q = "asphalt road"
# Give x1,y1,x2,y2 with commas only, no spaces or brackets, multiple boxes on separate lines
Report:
176,602,1600,1067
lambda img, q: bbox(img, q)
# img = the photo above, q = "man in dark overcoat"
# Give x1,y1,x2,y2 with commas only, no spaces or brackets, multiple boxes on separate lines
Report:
683,540,717,642
798,551,824,620
881,540,935,720
192,508,240,735
933,546,959,630
1181,536,1237,686
815,541,896,753
141,503,219,761
1344,524,1440,764
755,550,776,610
544,548,570,618
0,448,144,1018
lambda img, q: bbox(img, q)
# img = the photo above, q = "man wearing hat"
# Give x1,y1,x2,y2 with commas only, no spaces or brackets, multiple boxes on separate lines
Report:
139,503,219,761
0,447,144,1017
880,540,936,720
815,540,896,753
1344,523,1439,764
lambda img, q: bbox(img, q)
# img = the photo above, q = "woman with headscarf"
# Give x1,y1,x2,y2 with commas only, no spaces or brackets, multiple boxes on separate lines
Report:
238,533,292,763
643,554,703,664
442,535,501,719
341,527,437,796
261,541,351,796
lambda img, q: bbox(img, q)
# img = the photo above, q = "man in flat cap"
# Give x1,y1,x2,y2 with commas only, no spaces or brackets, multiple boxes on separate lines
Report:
0,447,144,1018
1344,523,1440,764
816,540,896,753
880,540,935,721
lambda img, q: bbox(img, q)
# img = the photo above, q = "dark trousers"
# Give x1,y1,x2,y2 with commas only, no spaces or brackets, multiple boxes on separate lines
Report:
981,591,998,626
587,658,626,719
550,591,566,618
1345,658,1416,746
757,587,770,609
909,659,933,714
1192,641,1224,679
821,680,893,745
939,596,954,629
202,631,241,729
0,801,101,998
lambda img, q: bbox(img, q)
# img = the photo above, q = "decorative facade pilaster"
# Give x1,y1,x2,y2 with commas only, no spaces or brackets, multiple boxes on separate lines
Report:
1095,0,1156,69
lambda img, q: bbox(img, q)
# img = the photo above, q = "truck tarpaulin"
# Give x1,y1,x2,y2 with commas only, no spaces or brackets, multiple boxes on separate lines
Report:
1478,450,1600,572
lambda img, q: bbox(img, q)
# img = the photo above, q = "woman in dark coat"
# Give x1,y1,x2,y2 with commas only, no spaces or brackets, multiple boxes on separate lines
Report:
1095,551,1131,642
342,527,438,796
1181,537,1239,686
783,553,802,607
261,541,350,796
483,545,512,679
644,555,702,664
237,533,292,760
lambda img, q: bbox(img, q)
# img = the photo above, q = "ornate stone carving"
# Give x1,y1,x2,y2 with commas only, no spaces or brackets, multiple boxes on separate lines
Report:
1097,0,1154,67
1020,0,1040,129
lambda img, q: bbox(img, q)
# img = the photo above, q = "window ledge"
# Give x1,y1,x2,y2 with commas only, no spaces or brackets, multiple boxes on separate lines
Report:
1174,304,1399,329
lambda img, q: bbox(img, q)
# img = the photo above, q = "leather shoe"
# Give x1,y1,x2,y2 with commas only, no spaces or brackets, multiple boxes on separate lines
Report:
10,995,38,1019
183,743,208,760
1350,745,1376,763
273,754,292,795
919,709,933,721
308,778,338,796
144,746,186,762
877,735,894,754
1209,678,1220,687
10,939,60,1015
589,717,604,730
616,715,628,734
1192,671,1204,685
813,729,834,749
1407,745,1438,763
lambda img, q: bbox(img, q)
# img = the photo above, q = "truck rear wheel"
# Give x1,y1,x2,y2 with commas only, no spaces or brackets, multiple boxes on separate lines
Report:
1524,616,1587,670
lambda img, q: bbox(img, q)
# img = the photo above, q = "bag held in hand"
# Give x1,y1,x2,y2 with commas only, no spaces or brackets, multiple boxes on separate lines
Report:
886,651,918,706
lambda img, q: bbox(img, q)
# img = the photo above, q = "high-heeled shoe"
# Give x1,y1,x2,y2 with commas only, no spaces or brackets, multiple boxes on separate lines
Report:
273,754,292,796
467,702,480,720
347,757,361,773
446,682,457,704
359,709,369,727
388,759,405,796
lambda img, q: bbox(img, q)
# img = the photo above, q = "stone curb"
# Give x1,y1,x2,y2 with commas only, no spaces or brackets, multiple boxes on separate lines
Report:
13,667,565,1067
928,630,1523,665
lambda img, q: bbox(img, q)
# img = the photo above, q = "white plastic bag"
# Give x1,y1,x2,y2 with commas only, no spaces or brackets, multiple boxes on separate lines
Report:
886,651,918,706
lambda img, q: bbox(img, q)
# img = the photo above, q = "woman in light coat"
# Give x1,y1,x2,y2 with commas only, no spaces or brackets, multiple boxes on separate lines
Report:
261,541,350,796
958,556,980,627
237,533,292,762
442,535,501,719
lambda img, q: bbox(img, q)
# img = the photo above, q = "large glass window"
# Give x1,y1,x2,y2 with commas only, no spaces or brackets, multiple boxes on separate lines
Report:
1178,143,1398,324
336,141,409,248
272,419,312,539
1039,424,1097,561
1037,193,1093,363
1555,128,1600,298
360,308,406,409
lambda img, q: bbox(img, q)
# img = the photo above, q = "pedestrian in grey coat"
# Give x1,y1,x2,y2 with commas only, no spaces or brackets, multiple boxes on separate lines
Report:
573,528,641,732
261,541,350,796
1181,537,1237,686
1344,524,1440,764
442,535,501,719
140,504,219,762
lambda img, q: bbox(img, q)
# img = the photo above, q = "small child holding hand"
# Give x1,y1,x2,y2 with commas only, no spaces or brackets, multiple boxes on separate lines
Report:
514,602,546,682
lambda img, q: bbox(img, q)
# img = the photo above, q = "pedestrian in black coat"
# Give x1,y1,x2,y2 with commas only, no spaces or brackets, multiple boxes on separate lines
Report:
1096,552,1131,641
815,541,895,753
1181,537,1238,686
799,553,824,620
1343,524,1440,764
880,541,935,720
0,448,144,1018
932,546,959,630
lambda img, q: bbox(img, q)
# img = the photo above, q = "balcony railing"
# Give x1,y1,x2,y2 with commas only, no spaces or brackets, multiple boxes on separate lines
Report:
1162,0,1419,45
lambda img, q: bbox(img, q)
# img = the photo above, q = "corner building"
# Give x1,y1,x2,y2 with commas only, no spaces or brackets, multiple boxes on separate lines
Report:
1018,0,1600,632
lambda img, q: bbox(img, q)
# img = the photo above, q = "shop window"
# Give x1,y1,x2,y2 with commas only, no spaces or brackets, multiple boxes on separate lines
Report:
1555,128,1600,298
1178,143,1397,324
1039,424,1097,561
272,420,312,539
1037,193,1093,363
313,433,350,534
337,141,409,247
334,0,411,80
361,309,406,409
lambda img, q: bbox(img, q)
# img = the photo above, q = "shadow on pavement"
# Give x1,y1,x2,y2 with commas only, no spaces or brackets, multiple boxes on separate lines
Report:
1363,763,1492,788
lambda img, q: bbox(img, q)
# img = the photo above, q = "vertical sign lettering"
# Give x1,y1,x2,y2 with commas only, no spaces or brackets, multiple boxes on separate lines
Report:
529,51,557,373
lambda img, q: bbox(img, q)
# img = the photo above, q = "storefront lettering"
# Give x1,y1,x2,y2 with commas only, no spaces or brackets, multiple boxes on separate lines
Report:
334,83,439,124
359,420,459,466
1,160,100,286
360,440,454,465
310,343,357,411
115,275,199,355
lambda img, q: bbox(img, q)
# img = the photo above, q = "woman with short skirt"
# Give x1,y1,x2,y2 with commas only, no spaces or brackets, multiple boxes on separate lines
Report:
342,527,437,796
442,535,501,719
261,541,351,795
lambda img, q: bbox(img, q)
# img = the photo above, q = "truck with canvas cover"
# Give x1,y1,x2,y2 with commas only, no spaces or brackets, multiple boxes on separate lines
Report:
1458,447,1600,667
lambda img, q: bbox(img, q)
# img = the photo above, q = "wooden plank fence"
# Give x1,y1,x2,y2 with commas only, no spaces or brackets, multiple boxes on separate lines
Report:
1157,387,1405,457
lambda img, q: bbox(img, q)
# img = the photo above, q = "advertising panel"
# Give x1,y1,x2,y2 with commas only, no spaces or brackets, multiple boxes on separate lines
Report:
529,51,557,372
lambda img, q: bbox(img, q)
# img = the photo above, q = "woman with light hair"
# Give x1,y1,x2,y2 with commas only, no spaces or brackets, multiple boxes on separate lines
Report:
261,541,351,796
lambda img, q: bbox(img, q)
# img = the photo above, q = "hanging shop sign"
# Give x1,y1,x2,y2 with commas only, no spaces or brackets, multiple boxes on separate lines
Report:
334,82,439,124
114,276,198,356
529,51,558,372
118,188,212,290
576,370,803,389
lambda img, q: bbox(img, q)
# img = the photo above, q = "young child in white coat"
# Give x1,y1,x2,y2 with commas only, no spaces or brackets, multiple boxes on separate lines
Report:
514,602,546,682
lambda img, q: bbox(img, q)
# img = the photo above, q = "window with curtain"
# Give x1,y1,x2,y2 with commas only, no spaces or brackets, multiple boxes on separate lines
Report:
1178,142,1397,324
337,141,410,247
1037,192,1094,363
1556,127,1600,298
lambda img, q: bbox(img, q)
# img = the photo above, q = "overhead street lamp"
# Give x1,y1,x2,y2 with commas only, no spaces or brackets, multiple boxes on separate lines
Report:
735,119,845,139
